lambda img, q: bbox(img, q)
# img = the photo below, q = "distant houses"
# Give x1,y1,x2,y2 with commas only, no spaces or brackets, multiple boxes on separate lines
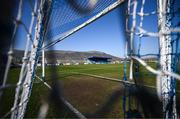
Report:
11,50,123,67
43,56,117,66
12,50,159,67
12,53,158,67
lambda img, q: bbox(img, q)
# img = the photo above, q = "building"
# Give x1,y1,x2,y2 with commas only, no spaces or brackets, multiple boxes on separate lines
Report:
87,56,112,64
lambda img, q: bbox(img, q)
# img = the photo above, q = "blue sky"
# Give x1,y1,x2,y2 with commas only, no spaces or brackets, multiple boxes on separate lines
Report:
46,0,159,58
50,6,127,57
15,0,180,58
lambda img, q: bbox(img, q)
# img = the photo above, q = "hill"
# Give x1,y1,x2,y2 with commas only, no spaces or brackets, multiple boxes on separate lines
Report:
13,50,121,64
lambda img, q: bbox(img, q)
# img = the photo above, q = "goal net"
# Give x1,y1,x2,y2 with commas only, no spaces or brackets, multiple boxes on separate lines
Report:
0,0,179,118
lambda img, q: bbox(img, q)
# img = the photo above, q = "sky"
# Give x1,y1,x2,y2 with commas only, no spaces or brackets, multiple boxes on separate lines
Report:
14,0,179,58
50,6,127,57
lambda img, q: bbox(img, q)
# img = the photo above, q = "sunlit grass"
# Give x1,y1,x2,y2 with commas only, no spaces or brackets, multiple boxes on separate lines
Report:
1,63,180,118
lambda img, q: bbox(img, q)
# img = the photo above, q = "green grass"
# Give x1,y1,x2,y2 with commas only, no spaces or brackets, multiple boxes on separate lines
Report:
1,63,180,118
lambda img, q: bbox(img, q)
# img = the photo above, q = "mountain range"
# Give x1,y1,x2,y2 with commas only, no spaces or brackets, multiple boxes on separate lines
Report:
13,50,121,64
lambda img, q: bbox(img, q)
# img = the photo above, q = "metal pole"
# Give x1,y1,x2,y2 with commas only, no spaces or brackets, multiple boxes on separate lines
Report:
42,43,45,81
157,0,177,118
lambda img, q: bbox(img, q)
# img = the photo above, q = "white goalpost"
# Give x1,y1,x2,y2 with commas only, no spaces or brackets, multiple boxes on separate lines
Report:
158,0,177,118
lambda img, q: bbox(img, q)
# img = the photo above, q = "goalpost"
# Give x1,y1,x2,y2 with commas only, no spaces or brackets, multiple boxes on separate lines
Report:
158,0,177,118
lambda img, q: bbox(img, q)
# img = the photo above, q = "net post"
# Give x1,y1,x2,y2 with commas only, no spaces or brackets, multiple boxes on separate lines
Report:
157,0,177,118
42,42,45,81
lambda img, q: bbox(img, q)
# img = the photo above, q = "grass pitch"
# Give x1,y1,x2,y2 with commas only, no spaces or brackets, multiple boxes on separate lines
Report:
1,63,179,118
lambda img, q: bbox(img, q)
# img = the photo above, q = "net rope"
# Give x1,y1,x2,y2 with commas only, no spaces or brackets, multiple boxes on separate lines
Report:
0,0,126,118
125,0,179,118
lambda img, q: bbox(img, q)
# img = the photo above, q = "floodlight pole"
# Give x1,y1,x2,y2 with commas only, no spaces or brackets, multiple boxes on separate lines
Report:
157,0,177,118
